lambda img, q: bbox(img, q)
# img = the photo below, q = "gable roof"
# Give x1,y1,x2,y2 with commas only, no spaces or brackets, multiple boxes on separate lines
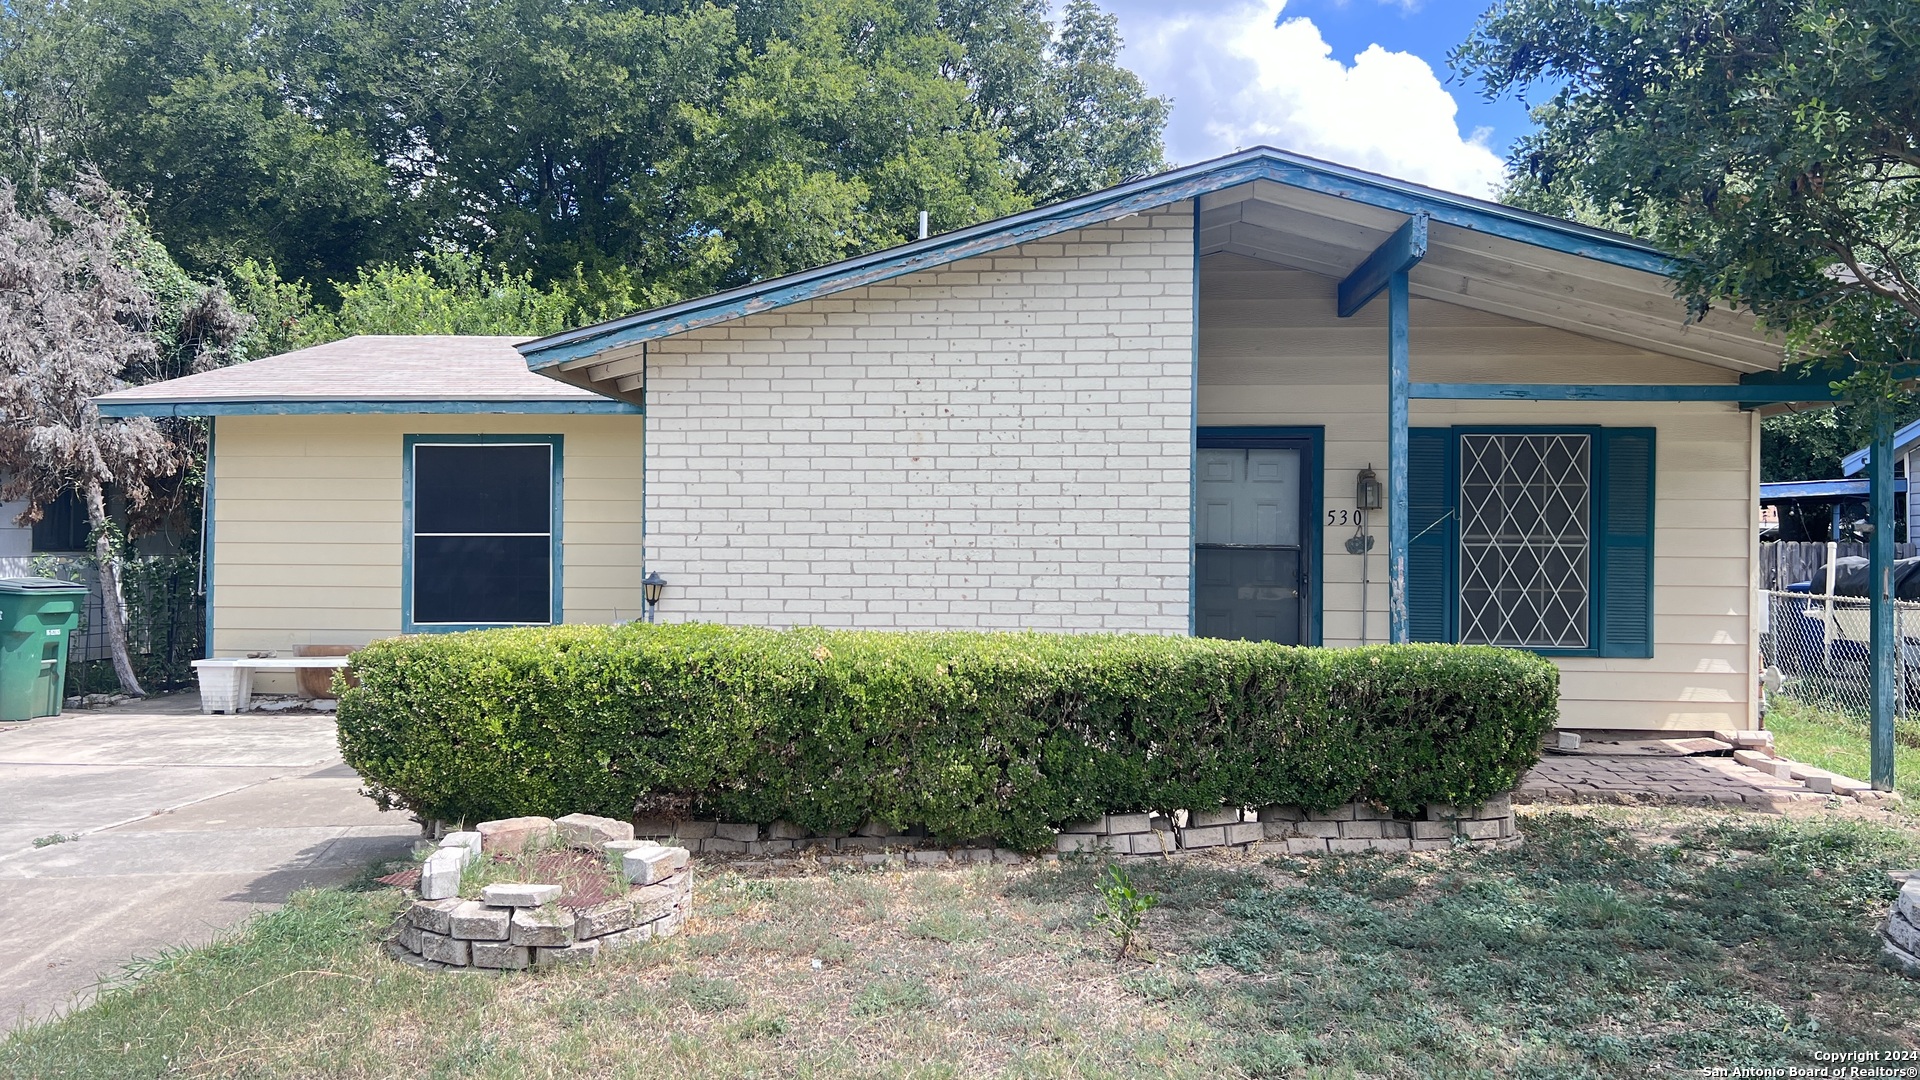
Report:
1843,417,1920,476
95,335,641,417
518,145,1715,377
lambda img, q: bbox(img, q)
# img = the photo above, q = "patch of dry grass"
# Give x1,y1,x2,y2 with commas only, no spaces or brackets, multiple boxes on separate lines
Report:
5,808,1920,1079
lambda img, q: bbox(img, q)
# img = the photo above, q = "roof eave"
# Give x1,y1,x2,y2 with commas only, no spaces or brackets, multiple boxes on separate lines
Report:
95,398,643,418
518,146,1678,373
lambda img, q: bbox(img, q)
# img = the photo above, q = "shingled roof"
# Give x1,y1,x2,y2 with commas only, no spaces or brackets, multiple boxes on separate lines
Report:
94,335,637,416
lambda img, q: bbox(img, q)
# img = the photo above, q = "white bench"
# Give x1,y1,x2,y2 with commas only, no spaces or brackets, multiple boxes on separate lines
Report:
190,657,351,713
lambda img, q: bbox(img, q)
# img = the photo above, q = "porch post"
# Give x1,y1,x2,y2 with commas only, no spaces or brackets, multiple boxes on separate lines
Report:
1870,406,1896,790
1388,270,1410,644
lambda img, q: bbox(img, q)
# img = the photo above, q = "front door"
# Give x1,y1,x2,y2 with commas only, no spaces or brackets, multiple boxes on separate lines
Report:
1195,438,1312,644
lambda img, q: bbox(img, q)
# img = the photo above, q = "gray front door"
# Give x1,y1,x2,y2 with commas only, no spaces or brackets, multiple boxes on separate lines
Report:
1196,447,1305,643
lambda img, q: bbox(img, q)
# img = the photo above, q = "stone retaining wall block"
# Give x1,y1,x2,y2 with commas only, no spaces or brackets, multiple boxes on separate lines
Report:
1188,808,1243,828
408,898,462,935
449,900,510,941
510,906,575,947
420,932,469,966
1884,910,1920,955
1180,826,1226,848
1224,823,1263,846
623,846,691,885
481,883,563,908
575,900,636,940
476,816,559,854
556,813,634,847
715,822,759,842
439,831,483,864
536,940,600,966
471,942,532,970
419,848,464,900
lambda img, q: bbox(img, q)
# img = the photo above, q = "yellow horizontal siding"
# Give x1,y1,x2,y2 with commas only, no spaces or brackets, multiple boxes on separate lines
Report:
211,414,644,657
1198,255,1757,732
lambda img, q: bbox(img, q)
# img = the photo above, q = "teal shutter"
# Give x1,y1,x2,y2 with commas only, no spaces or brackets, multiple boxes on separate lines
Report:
1595,428,1656,658
1406,427,1454,642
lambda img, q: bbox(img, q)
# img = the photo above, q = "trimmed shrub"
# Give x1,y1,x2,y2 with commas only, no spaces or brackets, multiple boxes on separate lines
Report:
336,624,1558,850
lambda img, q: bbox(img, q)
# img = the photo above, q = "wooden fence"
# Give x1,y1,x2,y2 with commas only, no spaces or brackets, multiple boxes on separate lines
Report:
1759,541,1920,590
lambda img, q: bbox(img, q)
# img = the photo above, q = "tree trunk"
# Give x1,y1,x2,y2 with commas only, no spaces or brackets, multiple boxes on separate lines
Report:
85,480,145,697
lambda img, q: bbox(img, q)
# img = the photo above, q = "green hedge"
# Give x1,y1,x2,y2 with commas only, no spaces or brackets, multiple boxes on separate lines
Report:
335,624,1559,850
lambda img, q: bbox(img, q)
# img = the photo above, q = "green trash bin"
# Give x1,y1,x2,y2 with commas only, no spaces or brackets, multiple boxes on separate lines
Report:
0,576,90,721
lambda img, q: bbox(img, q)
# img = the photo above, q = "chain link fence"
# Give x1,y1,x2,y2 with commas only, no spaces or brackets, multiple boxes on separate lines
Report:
10,554,205,696
1760,588,1920,717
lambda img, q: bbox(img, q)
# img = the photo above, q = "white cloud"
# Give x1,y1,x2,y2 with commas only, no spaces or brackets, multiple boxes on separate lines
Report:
1099,0,1506,197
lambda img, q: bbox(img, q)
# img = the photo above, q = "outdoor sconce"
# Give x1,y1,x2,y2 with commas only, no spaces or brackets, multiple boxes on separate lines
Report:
642,571,667,623
1355,465,1383,512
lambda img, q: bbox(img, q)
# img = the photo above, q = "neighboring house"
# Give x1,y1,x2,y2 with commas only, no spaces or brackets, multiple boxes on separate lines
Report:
99,148,1794,732
1842,421,1920,541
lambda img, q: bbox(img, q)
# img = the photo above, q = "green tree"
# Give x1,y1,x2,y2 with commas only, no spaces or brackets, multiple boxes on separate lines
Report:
1455,1,1920,401
0,0,1166,301
230,253,633,358
0,0,403,284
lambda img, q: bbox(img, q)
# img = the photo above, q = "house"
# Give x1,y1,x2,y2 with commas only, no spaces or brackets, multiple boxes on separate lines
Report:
99,148,1797,731
1842,420,1920,541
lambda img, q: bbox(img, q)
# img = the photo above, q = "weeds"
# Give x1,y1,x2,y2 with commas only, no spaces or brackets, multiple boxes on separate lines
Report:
1093,864,1158,960
3,809,1916,1079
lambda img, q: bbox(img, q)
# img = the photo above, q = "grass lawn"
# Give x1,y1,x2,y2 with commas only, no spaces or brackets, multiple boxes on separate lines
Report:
5,808,1918,1078
1766,695,1920,802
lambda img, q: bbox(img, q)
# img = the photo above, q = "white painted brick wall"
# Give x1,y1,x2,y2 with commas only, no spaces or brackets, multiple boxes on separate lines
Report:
643,204,1196,632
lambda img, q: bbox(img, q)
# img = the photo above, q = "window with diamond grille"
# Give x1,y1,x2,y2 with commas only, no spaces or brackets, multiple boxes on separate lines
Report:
1457,433,1592,648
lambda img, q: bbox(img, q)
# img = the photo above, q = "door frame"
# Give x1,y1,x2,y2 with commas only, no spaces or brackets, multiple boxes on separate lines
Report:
1195,426,1324,646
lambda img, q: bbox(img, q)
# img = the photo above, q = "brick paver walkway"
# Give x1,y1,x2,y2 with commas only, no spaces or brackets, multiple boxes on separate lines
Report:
1519,742,1830,810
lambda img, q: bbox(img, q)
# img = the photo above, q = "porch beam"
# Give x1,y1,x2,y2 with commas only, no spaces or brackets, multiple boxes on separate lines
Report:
1338,212,1429,318
1412,382,1851,404
1388,270,1411,644
1870,409,1897,791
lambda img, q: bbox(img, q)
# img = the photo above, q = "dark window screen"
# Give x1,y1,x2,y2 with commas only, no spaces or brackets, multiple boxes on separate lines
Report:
414,444,552,534
410,443,554,624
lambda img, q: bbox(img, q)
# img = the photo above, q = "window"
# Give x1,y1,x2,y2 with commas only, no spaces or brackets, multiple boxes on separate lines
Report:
1408,427,1655,658
31,490,90,552
404,436,561,630
1457,433,1592,648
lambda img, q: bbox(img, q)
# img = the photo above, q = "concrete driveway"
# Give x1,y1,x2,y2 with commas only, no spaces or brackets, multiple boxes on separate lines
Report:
0,694,419,1029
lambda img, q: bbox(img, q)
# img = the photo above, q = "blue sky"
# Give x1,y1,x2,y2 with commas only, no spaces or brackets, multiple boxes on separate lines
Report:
1093,0,1535,196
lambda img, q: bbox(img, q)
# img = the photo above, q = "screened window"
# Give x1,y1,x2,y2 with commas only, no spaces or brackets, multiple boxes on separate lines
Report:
1457,433,1592,649
406,439,560,628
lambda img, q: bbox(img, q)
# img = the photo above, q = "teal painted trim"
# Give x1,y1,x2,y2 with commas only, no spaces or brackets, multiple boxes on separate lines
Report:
1387,271,1411,643
519,147,1676,370
638,344,649,624
1870,410,1897,790
202,418,216,659
96,399,640,418
1447,425,1610,659
1338,212,1428,318
401,434,564,634
1411,382,1854,404
1197,427,1325,646
1190,200,1202,637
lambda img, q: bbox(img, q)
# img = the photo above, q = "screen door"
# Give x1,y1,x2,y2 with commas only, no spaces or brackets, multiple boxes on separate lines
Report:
1195,446,1306,643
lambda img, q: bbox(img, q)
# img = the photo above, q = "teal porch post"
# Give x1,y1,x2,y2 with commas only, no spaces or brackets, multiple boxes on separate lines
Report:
1387,271,1410,643
1870,406,1897,790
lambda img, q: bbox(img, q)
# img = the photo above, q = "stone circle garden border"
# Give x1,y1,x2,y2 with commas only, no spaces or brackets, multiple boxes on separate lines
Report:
385,813,692,972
